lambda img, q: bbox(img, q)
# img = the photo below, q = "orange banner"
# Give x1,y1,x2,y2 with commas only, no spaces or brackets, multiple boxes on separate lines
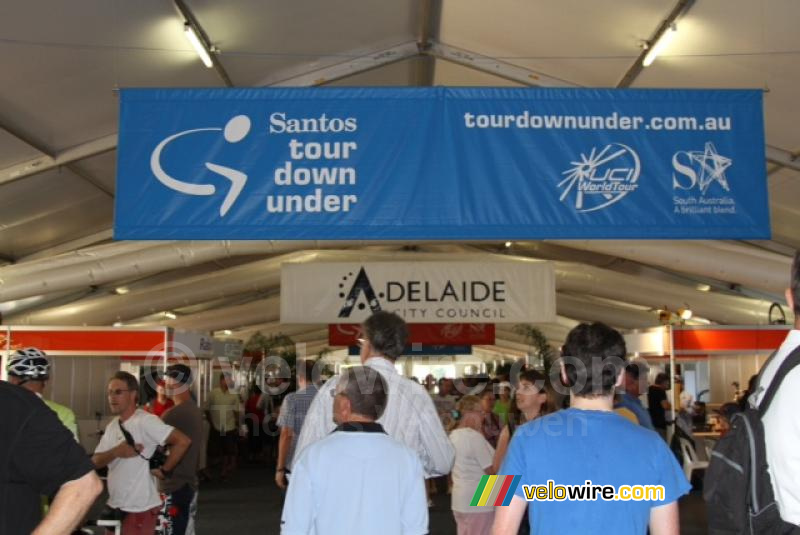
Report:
673,328,788,353
8,330,167,353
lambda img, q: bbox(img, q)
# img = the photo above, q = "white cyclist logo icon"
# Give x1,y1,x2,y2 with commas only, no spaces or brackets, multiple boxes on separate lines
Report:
150,115,251,217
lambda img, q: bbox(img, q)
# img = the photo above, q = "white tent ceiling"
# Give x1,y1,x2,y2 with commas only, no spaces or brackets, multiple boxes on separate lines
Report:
0,0,797,360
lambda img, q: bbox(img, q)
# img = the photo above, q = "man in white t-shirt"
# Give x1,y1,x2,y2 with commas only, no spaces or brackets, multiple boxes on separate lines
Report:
93,372,191,535
281,366,427,535
751,252,800,527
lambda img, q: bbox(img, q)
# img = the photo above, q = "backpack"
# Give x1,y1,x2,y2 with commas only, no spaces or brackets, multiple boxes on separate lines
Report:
704,345,800,534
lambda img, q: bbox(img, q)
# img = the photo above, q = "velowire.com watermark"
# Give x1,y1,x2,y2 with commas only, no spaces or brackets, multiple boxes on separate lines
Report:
521,480,664,502
470,476,664,506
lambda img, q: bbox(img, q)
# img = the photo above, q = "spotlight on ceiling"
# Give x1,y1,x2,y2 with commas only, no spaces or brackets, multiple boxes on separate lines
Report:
164,311,177,320
678,306,693,321
222,329,233,336
114,286,130,295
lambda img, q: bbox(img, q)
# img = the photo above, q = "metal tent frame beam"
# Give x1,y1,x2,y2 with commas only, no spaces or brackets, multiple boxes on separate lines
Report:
0,134,117,187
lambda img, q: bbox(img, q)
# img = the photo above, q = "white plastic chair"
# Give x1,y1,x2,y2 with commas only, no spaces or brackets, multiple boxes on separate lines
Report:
81,518,121,535
679,436,709,482
96,519,121,535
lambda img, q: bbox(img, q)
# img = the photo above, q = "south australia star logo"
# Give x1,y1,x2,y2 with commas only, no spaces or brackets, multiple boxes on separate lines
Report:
672,142,732,195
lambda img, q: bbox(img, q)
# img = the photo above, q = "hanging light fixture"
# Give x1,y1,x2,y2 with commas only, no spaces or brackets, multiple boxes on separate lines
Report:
643,24,677,67
183,22,213,68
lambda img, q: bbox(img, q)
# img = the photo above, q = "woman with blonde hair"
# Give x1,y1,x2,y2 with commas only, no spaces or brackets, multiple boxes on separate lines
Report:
449,395,496,535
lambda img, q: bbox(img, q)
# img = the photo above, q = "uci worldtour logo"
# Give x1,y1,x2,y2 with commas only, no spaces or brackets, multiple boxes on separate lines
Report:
150,115,252,217
558,143,641,213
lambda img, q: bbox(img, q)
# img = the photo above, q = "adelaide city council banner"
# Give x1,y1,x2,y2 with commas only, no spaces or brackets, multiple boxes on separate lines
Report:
115,87,768,239
280,261,555,324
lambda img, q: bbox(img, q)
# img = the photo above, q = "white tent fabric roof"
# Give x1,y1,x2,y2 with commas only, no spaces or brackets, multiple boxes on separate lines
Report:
0,0,797,356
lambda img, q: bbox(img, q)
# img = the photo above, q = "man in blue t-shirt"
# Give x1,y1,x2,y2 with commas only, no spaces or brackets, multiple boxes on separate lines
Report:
494,323,690,535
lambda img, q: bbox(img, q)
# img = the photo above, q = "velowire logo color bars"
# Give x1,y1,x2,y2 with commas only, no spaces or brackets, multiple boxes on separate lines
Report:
470,475,522,507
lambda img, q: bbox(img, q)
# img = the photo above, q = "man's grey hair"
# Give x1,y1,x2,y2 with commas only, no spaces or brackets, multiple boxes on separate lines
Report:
337,366,388,420
362,311,408,361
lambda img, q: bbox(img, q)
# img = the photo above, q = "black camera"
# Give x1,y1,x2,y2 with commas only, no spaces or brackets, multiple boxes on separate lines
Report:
148,446,168,470
118,420,168,470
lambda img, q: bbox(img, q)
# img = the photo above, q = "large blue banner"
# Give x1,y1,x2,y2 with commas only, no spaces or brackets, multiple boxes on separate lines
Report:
115,87,769,239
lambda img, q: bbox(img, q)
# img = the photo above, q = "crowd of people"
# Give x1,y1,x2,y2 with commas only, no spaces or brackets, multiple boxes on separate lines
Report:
279,311,691,534
2,252,799,534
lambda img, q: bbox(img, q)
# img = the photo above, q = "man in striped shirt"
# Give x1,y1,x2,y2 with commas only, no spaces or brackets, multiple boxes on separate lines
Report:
295,311,455,478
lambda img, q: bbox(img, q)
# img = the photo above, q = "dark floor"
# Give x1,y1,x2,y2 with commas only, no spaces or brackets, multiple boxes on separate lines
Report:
197,461,708,534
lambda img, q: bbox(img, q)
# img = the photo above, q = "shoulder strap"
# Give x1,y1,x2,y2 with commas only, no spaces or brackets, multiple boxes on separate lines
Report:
748,349,778,409
117,419,136,446
758,344,800,417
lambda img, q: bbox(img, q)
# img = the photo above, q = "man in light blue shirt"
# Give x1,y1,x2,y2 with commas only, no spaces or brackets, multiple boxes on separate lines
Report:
615,359,655,430
281,366,427,535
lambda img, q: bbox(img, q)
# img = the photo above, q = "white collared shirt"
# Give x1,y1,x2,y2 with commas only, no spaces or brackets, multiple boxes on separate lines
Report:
752,329,800,525
294,357,454,478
